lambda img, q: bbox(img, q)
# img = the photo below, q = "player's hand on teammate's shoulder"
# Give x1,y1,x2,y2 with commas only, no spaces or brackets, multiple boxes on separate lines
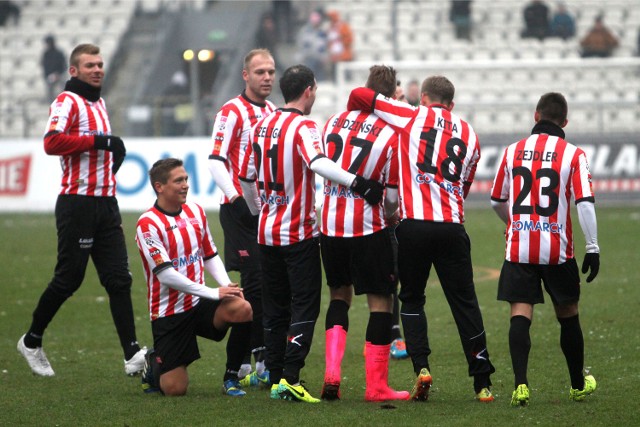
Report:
351,175,384,205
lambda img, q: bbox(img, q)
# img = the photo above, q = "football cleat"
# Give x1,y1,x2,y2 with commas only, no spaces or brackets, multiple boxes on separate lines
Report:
511,384,529,407
390,338,409,359
239,370,270,388
17,334,55,377
141,350,160,394
270,384,282,400
277,379,320,403
410,368,432,401
223,379,246,397
125,346,147,376
475,387,495,403
569,375,597,402
321,382,341,401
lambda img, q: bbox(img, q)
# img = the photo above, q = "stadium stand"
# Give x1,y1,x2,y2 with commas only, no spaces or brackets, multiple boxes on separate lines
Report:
0,0,638,138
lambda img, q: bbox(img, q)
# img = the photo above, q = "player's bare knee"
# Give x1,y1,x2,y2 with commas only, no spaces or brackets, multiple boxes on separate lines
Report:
220,298,252,323
161,383,188,396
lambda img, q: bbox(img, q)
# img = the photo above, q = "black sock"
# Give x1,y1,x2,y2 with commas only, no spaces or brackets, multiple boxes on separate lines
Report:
249,315,264,362
325,299,350,331
558,314,585,390
23,332,43,349
391,287,402,340
269,368,283,386
509,315,532,388
26,286,69,348
225,321,252,381
366,312,393,345
108,291,140,360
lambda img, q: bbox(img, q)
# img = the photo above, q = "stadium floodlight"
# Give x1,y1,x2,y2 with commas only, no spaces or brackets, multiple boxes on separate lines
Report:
182,49,205,135
197,49,215,62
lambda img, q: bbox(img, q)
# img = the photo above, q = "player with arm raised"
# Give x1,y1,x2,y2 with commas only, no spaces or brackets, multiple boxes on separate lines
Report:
320,65,408,402
136,158,252,397
490,92,600,406
348,75,496,403
239,64,382,403
207,49,276,386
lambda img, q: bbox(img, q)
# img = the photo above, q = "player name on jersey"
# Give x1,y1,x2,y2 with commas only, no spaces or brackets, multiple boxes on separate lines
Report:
330,117,384,136
516,149,558,162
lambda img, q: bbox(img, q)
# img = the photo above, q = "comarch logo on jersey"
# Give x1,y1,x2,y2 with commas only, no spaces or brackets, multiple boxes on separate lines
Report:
414,173,463,196
171,248,203,269
323,184,359,199
512,220,564,233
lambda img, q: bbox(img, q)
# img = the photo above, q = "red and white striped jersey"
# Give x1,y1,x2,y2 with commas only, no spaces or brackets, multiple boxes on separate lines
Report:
491,133,595,264
240,109,324,246
368,97,480,224
135,202,218,320
210,92,276,204
44,91,116,197
320,110,398,237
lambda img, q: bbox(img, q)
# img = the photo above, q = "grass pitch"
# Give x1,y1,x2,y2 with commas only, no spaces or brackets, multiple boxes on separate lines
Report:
2,206,639,426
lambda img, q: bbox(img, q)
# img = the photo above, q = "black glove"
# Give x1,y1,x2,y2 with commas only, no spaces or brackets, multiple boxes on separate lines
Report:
351,175,384,205
581,252,600,283
94,135,126,157
95,135,126,174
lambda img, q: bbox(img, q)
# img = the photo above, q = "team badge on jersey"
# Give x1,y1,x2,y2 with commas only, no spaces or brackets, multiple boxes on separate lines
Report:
142,232,154,247
214,132,224,152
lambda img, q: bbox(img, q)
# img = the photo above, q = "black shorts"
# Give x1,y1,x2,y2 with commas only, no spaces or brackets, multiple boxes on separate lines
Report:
320,230,396,296
151,299,227,374
219,199,260,271
497,258,581,306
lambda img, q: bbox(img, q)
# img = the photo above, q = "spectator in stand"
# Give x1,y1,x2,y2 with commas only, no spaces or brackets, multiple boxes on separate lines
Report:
549,3,575,40
326,9,354,79
405,80,420,107
272,0,293,44
296,10,329,81
0,0,20,26
161,70,190,136
254,11,285,74
521,0,550,40
449,0,472,41
580,14,619,58
41,35,67,102
395,80,405,102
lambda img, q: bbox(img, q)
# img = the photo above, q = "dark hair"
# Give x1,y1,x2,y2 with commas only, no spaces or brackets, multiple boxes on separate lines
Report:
536,92,568,124
422,75,455,105
280,64,315,103
70,43,100,68
149,158,183,193
366,65,397,98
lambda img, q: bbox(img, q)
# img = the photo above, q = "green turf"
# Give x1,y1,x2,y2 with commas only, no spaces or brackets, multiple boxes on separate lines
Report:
2,206,639,426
